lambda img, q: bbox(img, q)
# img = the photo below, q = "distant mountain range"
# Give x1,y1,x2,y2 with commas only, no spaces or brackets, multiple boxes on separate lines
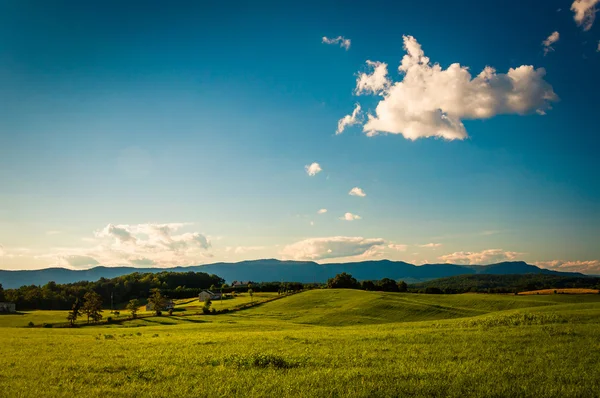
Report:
0,259,587,289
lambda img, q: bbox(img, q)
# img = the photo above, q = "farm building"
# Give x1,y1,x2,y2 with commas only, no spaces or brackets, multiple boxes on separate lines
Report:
199,290,222,301
0,302,16,313
145,300,175,311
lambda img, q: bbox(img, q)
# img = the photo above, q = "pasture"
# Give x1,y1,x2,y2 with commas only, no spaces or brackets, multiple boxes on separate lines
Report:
1,290,600,397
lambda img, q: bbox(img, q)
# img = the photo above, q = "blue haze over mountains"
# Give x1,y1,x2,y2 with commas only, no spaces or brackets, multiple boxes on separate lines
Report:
0,260,585,289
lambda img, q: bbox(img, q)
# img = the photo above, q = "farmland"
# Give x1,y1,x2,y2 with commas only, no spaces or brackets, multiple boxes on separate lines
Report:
1,290,600,397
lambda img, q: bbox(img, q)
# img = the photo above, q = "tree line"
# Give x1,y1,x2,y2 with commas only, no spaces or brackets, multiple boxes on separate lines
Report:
3,271,225,310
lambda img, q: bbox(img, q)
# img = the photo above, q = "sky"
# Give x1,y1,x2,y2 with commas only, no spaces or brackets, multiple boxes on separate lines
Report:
1,0,599,274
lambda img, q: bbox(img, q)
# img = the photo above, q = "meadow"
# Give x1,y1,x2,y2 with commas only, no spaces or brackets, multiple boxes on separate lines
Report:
1,290,600,397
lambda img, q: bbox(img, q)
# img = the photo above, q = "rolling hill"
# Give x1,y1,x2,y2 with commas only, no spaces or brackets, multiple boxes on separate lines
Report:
0,259,585,289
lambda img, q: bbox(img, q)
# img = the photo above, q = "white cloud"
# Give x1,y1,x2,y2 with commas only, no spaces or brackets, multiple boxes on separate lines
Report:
340,212,361,221
46,230,61,235
355,61,390,95
234,246,265,254
419,243,442,248
348,187,366,197
438,249,521,265
40,222,212,269
322,36,351,50
358,35,557,141
387,244,408,251
310,221,315,226
305,162,323,176
542,31,560,55
317,208,328,214
571,0,599,31
534,260,600,274
336,104,362,135
281,236,385,260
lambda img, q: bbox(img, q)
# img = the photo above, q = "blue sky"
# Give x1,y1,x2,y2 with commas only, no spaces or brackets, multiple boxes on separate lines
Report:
1,0,599,273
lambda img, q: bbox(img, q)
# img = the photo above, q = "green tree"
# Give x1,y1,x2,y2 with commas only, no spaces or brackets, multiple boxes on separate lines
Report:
148,288,167,316
378,278,399,292
126,299,140,319
327,273,359,289
361,280,376,291
0,283,4,302
210,284,216,292
81,291,103,323
202,297,212,314
397,280,408,292
67,299,82,326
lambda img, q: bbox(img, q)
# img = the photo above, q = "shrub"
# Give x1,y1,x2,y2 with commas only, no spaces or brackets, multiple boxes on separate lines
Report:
168,309,173,316
107,317,113,323
42,323,52,328
27,321,34,328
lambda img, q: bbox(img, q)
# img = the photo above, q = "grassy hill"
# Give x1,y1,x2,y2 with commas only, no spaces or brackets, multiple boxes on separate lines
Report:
2,289,600,397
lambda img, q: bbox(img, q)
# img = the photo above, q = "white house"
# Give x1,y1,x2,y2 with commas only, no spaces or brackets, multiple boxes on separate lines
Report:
0,302,16,313
199,290,222,301
145,300,175,312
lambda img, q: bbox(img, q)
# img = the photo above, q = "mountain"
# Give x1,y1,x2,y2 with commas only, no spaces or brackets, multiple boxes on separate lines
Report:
0,259,586,289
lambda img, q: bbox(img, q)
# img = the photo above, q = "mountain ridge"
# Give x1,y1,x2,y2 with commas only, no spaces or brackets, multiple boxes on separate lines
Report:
0,259,586,289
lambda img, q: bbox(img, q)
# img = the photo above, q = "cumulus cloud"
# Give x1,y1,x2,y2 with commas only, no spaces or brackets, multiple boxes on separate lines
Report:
281,236,385,260
336,104,362,134
340,212,361,221
322,36,351,50
419,243,442,248
64,255,100,268
40,222,212,268
357,35,557,140
571,0,599,30
355,61,390,95
438,249,521,265
317,209,328,214
305,162,323,176
534,260,600,275
542,31,560,55
348,187,366,197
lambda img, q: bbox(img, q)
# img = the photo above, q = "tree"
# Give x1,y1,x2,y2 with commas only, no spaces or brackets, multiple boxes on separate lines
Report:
126,299,140,319
248,283,254,303
361,280,376,291
327,273,359,289
210,284,216,292
397,280,408,292
377,278,399,292
81,291,103,323
220,283,227,302
67,299,82,326
202,297,212,314
148,288,167,316
0,283,4,302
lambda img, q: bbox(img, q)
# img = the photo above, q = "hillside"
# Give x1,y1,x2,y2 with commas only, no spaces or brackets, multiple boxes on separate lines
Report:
411,274,600,293
232,289,600,326
0,259,585,289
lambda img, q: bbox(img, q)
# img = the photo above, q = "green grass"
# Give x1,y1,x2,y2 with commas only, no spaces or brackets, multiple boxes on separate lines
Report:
1,289,600,397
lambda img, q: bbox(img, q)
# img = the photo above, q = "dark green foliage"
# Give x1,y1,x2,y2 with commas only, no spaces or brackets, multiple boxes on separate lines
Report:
397,280,408,292
202,298,212,314
66,299,82,326
0,283,4,301
81,291,103,323
361,280,376,291
27,321,34,327
3,271,224,310
411,274,600,293
148,289,167,316
126,299,140,318
377,278,400,292
425,287,443,294
327,273,360,289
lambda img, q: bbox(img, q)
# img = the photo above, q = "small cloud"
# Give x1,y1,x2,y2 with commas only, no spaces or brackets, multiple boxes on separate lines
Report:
355,61,390,95
305,162,323,176
46,230,61,235
438,249,522,265
340,212,361,221
281,236,385,260
387,244,408,251
234,246,265,254
336,104,362,135
419,243,442,248
348,187,366,197
64,255,100,268
310,221,315,226
571,0,599,31
542,31,560,55
322,36,351,50
317,208,328,214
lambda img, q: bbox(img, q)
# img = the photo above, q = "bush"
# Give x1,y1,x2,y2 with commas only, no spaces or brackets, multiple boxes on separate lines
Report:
42,323,52,328
27,321,34,328
168,309,173,316
107,317,113,323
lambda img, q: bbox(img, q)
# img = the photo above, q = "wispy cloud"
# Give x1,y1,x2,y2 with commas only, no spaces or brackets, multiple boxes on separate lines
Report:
348,187,367,197
340,212,361,221
438,249,522,265
233,246,265,254
534,259,600,274
571,0,599,31
317,208,328,214
305,162,323,176
356,35,557,140
419,243,442,248
542,31,560,55
322,36,351,50
336,104,362,135
281,236,384,260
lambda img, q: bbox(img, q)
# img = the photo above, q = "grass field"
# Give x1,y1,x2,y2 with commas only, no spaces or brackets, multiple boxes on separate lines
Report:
518,288,600,295
1,289,600,397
